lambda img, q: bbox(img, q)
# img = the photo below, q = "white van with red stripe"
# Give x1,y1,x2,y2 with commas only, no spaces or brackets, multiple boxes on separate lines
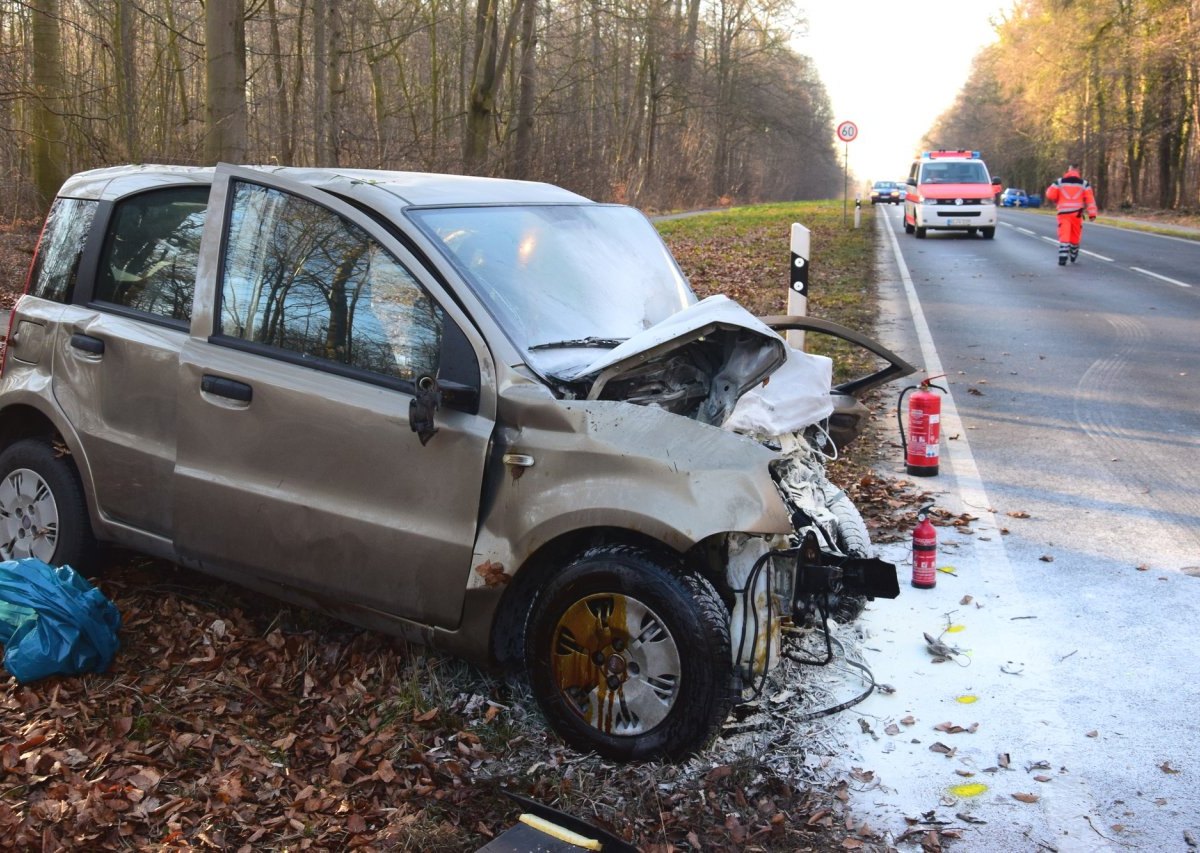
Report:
903,150,1002,239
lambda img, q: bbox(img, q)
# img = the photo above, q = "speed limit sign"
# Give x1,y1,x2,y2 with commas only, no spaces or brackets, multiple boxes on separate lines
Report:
836,121,858,143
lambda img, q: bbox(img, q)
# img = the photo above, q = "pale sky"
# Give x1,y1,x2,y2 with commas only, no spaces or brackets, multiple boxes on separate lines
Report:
795,1,1015,188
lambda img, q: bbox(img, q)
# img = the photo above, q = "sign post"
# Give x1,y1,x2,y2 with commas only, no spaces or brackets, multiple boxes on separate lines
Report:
836,120,858,225
787,222,810,350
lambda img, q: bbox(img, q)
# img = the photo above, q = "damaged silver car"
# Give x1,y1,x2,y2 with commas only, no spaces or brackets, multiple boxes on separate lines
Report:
0,164,912,760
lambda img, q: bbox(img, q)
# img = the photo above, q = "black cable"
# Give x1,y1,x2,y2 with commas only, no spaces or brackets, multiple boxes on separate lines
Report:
783,627,879,721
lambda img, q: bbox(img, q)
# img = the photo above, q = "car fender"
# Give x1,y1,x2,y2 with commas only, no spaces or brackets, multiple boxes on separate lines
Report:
0,385,102,528
468,395,793,592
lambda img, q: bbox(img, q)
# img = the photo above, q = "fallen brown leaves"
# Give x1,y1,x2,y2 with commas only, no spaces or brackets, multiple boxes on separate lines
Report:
1,557,514,850
1,556,871,851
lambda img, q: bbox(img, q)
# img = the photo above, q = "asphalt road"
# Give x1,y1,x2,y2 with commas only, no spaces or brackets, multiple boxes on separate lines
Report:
832,206,1200,851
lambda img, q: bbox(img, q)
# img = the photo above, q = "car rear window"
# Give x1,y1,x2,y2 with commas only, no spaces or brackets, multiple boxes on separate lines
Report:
27,197,99,304
94,186,209,323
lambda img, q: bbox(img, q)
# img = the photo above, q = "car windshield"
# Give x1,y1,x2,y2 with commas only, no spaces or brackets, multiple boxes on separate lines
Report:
873,182,893,189
410,204,695,370
920,162,989,183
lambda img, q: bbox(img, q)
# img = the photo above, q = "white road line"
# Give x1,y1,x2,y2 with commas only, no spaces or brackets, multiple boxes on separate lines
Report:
1130,266,1193,288
1010,225,1115,261
878,215,1109,850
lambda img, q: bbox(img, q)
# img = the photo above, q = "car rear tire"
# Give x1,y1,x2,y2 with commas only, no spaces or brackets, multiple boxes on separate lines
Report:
982,227,996,239
526,545,734,761
915,226,927,239
0,438,95,570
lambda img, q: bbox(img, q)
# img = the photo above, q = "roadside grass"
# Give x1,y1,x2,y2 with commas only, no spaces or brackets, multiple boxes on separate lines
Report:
656,202,880,383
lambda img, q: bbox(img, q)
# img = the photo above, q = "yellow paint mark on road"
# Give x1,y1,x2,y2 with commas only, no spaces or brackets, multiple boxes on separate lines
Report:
950,782,988,798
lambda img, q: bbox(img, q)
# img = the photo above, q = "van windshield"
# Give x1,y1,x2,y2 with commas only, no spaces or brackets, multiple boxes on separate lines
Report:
920,162,988,184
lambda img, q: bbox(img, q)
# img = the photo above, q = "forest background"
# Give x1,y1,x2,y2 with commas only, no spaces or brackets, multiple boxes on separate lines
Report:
931,0,1200,212
1,0,844,217
2,0,1200,222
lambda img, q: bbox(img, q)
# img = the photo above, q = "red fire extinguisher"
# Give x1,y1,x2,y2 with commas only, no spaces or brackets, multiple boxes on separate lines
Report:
898,375,947,477
912,503,937,589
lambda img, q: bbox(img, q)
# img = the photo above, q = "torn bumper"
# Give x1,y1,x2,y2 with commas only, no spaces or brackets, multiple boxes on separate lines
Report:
727,534,900,684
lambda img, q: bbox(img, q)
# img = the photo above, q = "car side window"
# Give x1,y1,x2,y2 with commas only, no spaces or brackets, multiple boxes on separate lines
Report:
218,180,444,384
93,186,208,322
28,197,99,304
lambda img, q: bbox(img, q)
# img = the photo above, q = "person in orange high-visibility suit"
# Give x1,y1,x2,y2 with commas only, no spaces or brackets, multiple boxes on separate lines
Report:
1044,165,1098,265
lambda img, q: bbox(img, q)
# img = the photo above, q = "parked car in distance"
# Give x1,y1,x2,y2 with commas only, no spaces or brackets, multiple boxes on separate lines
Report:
870,181,903,204
1000,188,1042,208
1,164,909,761
1001,188,1027,207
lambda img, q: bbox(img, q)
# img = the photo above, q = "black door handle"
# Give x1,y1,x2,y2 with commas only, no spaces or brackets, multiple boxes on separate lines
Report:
70,333,105,355
201,374,253,403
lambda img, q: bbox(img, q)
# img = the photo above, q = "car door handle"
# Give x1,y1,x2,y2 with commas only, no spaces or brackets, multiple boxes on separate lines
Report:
69,333,105,355
201,374,253,403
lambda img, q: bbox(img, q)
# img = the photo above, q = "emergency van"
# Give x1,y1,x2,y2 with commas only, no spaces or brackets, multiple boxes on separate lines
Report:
903,150,1002,239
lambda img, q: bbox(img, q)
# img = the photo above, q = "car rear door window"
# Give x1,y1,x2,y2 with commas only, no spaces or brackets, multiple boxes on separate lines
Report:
93,186,208,323
218,180,443,384
27,197,99,304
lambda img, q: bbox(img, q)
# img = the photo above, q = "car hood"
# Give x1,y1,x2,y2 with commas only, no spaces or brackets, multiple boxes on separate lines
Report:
560,295,789,427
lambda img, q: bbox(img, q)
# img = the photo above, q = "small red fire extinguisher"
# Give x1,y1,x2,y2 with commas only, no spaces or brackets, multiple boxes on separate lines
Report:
898,375,947,477
912,503,937,589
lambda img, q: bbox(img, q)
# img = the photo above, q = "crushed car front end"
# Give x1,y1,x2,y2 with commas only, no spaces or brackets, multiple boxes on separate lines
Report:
409,201,906,759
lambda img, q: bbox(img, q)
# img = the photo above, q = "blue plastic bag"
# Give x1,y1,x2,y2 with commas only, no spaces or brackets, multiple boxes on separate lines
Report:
0,558,121,683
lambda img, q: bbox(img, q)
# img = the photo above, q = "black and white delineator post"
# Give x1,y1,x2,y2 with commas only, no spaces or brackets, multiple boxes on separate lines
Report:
787,222,810,349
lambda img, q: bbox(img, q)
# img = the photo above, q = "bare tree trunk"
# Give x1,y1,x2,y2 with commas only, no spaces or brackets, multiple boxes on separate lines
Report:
205,0,248,163
313,0,335,165
30,0,67,205
115,0,139,161
267,0,293,165
513,0,537,179
465,0,527,173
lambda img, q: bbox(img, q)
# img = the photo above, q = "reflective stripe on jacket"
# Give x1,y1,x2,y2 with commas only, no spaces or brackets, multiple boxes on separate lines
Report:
1045,179,1098,217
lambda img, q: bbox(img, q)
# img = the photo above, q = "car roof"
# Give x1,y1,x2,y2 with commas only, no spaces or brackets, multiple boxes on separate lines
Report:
57,164,591,213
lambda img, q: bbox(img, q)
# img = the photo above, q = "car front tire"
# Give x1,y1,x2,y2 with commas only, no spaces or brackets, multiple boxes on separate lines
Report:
915,226,927,238
982,227,996,239
0,438,95,569
526,545,734,761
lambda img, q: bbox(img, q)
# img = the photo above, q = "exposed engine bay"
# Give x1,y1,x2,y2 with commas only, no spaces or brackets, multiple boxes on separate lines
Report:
538,297,914,693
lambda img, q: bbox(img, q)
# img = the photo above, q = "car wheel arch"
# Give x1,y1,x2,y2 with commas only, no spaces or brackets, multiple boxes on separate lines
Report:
0,401,102,523
488,526,709,670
